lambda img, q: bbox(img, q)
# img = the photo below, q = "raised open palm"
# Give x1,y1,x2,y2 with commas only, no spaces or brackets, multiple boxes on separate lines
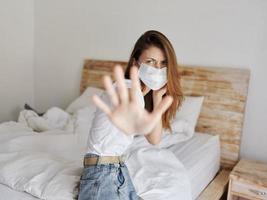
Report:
92,65,173,135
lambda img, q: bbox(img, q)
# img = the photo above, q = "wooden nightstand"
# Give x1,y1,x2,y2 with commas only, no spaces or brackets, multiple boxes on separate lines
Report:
227,159,267,200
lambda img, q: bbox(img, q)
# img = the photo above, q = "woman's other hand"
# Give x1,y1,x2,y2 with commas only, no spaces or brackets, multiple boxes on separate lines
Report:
152,86,167,107
141,85,150,96
92,65,173,135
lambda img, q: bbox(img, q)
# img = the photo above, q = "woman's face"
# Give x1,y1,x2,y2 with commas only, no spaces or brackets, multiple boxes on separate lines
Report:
135,46,167,95
138,46,167,69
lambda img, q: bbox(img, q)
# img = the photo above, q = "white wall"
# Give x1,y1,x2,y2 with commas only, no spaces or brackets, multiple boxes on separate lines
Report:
0,0,34,122
34,0,267,162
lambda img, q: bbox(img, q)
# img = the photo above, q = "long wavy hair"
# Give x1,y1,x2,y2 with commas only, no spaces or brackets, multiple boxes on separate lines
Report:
125,30,183,131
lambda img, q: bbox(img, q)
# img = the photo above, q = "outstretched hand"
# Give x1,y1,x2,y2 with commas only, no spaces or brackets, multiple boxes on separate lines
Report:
92,65,173,135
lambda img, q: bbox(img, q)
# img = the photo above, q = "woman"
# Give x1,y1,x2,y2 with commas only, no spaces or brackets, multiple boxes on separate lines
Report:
78,30,183,200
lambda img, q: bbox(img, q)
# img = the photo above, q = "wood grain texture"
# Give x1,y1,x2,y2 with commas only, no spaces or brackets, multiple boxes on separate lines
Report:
228,159,267,200
81,59,250,170
230,159,267,188
197,169,230,200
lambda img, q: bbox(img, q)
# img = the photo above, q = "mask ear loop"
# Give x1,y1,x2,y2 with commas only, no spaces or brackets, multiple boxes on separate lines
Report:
135,62,147,93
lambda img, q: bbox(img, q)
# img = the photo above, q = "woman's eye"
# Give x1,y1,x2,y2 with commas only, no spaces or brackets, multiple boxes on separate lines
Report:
146,60,155,65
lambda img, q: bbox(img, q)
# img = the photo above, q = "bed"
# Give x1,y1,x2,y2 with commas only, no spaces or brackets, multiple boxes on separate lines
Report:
0,59,250,200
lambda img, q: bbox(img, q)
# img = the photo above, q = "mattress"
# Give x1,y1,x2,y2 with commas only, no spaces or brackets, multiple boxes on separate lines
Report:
167,133,220,199
0,133,220,200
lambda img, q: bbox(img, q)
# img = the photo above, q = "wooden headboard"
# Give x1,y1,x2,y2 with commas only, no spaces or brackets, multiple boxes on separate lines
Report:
81,59,250,170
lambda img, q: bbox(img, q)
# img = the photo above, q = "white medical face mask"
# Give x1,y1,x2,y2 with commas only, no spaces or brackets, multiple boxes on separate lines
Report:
138,63,167,90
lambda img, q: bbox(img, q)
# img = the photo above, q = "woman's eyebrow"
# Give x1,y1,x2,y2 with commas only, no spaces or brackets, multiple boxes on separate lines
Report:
145,57,156,61
146,57,167,63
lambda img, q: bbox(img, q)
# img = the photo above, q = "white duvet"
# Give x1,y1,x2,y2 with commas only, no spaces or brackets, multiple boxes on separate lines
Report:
125,136,192,200
0,108,192,200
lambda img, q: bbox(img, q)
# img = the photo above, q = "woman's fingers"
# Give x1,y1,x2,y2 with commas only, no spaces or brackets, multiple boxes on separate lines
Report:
159,86,167,95
103,75,119,106
114,65,129,104
142,86,151,96
154,86,167,97
150,96,173,122
130,66,140,103
92,94,111,116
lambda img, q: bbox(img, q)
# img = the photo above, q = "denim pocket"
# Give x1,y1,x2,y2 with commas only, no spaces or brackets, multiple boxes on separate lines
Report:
80,166,102,181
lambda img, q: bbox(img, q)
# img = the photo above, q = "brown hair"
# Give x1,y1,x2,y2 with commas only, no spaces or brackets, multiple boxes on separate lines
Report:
125,30,183,131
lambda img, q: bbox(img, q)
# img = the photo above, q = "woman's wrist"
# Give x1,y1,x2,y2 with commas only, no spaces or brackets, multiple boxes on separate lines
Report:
153,93,163,107
153,100,161,108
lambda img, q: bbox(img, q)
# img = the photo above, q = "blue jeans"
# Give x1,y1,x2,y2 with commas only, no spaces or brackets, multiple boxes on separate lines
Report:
78,154,139,200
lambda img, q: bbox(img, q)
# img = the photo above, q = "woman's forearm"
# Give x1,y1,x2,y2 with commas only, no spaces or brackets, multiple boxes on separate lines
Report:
145,90,165,145
145,117,163,145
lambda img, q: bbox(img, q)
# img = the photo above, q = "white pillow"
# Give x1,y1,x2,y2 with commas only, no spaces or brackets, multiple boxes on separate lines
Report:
66,87,104,114
174,96,204,131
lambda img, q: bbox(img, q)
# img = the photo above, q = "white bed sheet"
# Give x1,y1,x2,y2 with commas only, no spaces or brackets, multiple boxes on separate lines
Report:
0,184,39,200
167,133,220,199
0,132,220,200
